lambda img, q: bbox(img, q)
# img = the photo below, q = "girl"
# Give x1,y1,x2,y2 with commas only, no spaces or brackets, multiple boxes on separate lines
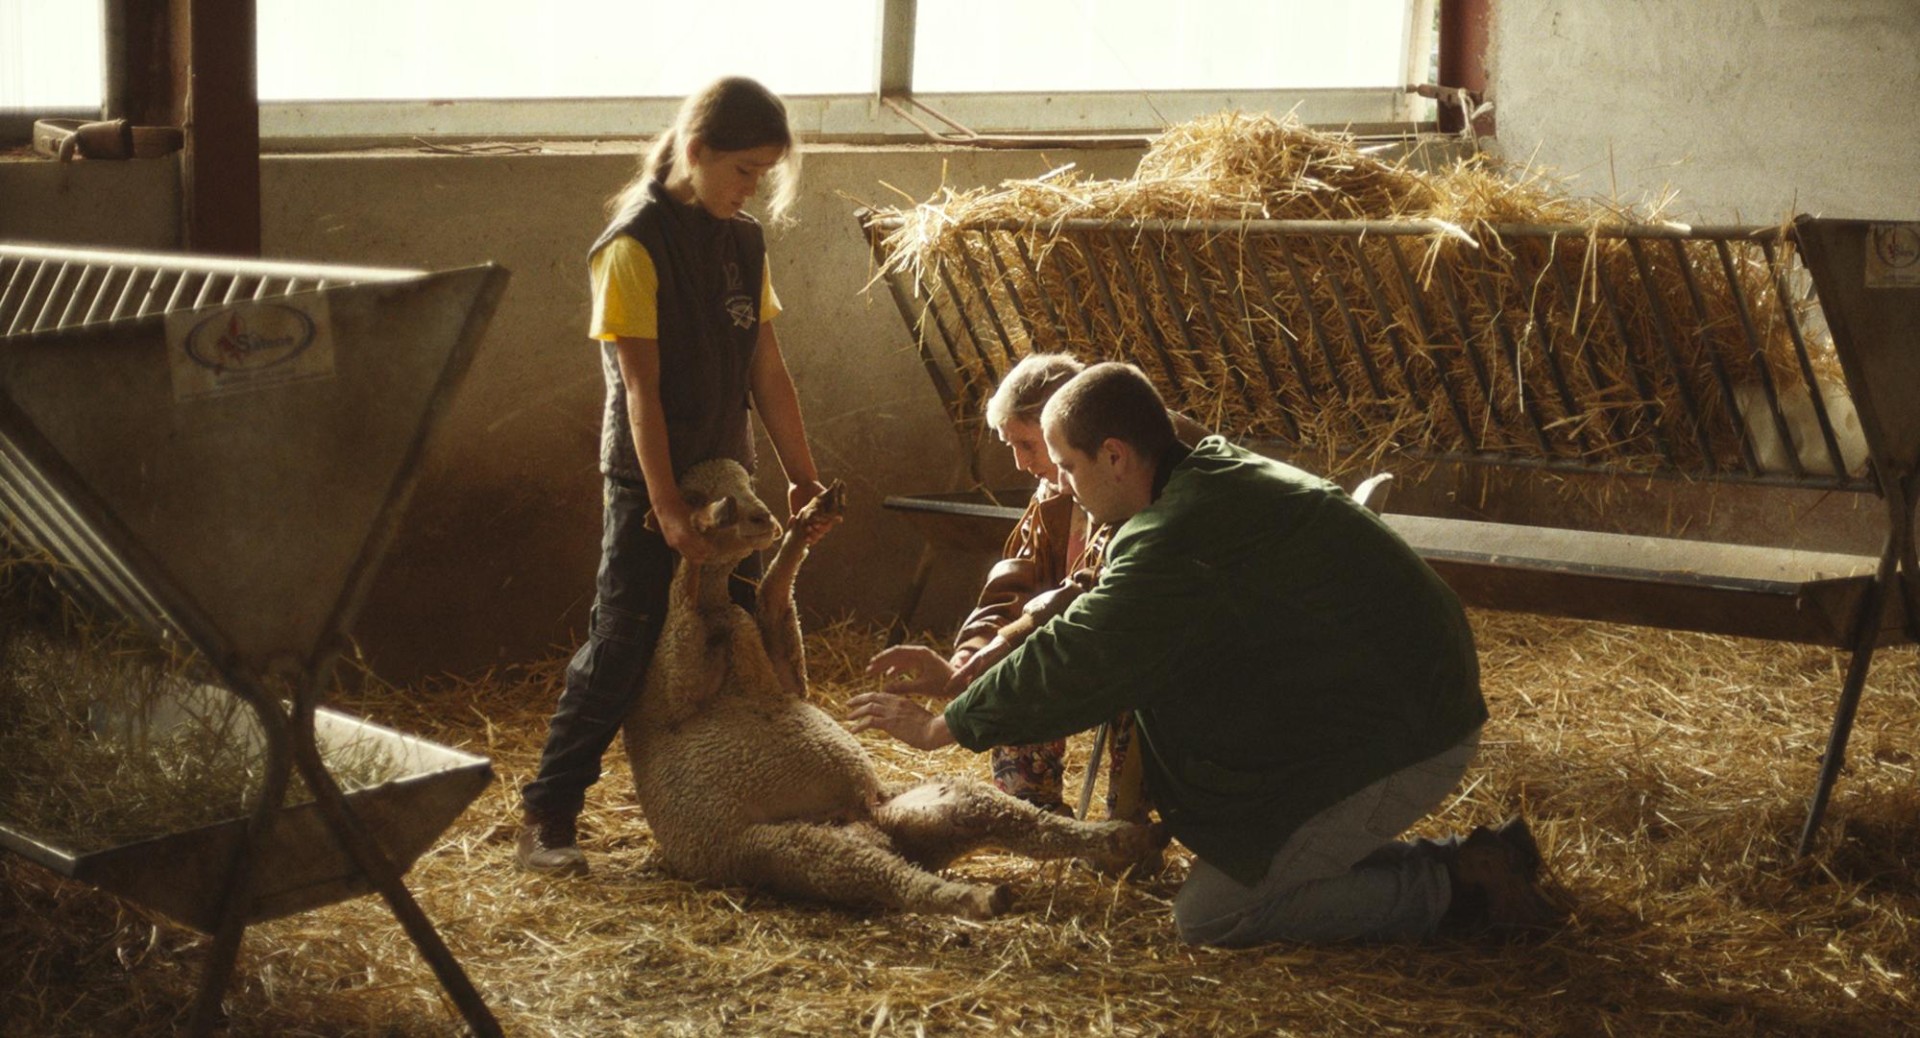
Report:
518,76,833,875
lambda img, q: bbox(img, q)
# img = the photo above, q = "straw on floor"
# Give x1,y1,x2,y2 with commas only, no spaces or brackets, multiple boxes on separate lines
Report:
3,614,1917,1036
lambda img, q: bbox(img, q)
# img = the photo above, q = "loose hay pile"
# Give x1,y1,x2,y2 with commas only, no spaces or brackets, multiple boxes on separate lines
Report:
0,546,411,858
870,112,1847,482
5,617,1918,1036
0,624,404,856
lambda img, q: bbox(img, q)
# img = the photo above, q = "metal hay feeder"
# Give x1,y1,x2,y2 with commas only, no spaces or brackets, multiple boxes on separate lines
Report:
861,210,1920,858
0,242,509,1035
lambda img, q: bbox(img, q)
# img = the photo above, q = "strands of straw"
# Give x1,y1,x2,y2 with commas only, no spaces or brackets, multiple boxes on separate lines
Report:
5,617,1918,1036
872,113,1842,482
0,625,403,855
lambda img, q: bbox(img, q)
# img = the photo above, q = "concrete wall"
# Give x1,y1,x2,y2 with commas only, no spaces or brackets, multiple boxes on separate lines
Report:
312,143,1147,678
1,143,1145,679
1489,0,1920,222
4,0,1917,678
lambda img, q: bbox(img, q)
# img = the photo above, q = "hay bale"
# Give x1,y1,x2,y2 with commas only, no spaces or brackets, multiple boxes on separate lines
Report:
872,112,1842,481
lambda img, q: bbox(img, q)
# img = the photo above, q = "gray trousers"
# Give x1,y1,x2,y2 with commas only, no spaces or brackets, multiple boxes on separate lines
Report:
1173,727,1481,946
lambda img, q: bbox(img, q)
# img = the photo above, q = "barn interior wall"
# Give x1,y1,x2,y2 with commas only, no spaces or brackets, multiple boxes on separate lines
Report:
1,0,1913,679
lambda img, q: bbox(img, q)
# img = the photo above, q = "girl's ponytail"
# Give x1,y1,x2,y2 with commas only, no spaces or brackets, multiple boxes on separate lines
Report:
606,77,800,226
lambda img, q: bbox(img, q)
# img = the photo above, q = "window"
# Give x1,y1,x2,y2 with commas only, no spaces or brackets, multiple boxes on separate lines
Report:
913,0,1411,93
4,1,1434,142
0,0,103,112
257,0,876,101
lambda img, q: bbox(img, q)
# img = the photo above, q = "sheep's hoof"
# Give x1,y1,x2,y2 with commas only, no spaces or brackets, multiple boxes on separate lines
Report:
956,882,1014,920
1084,820,1166,876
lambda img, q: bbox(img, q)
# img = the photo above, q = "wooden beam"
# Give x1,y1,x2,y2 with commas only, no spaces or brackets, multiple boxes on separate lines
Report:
876,0,917,98
1437,0,1493,136
104,0,178,127
177,0,261,256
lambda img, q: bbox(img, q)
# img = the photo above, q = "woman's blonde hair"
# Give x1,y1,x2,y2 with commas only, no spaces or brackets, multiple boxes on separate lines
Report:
607,76,801,226
986,353,1085,431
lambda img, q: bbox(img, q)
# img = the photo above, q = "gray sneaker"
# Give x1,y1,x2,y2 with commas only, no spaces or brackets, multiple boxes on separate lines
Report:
515,812,588,876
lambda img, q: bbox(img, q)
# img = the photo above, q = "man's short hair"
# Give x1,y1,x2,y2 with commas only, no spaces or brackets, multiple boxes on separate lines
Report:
1042,362,1177,461
985,353,1085,430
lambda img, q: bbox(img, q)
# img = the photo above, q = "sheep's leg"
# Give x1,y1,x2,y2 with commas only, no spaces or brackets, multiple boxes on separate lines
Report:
726,820,1012,920
755,482,844,698
630,571,734,726
876,780,1163,873
753,570,807,700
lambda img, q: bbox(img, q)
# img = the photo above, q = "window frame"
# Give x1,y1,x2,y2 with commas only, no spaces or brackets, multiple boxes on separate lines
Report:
3,0,1439,146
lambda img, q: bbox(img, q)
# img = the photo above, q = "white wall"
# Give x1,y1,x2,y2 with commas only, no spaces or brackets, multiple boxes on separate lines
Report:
1490,0,1920,222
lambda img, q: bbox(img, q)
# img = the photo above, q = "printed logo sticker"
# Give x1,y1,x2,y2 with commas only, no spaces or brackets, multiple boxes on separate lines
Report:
166,296,337,400
1866,223,1920,289
725,294,756,329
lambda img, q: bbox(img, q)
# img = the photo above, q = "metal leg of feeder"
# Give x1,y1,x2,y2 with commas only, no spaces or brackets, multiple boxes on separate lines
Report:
1799,477,1918,856
1074,723,1109,821
1796,550,1900,856
188,690,296,1036
287,676,503,1038
1796,619,1884,857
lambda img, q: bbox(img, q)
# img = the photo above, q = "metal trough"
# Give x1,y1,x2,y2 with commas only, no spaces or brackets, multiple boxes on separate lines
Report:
0,241,509,1035
862,210,1920,857
0,693,491,933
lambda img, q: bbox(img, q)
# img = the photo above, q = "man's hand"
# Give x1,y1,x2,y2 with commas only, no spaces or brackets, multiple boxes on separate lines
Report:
865,644,957,699
846,691,955,750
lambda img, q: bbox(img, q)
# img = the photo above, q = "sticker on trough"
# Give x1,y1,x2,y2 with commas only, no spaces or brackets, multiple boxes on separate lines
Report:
1865,222,1920,289
165,295,337,400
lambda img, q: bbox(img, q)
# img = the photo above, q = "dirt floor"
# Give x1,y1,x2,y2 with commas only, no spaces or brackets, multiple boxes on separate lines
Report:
4,612,1919,1036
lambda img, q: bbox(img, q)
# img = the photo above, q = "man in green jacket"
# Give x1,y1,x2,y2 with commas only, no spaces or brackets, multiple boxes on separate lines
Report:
851,362,1556,944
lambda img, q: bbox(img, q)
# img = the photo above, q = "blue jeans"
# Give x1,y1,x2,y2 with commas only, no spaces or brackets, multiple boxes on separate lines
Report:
1173,727,1481,946
520,477,757,821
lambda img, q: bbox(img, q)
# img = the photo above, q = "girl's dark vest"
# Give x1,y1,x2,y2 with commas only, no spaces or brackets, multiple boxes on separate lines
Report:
590,180,765,490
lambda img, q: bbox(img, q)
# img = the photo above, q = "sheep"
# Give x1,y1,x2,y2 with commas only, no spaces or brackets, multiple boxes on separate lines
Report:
623,459,1161,919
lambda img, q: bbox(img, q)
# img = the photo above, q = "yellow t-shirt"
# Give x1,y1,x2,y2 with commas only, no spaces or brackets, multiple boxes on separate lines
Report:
588,235,782,341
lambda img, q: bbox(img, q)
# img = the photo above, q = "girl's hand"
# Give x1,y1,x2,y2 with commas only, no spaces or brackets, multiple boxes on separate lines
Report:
865,644,956,699
789,478,829,515
789,478,843,546
651,502,713,563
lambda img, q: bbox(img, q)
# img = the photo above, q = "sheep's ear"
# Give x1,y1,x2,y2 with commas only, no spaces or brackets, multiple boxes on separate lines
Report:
645,488,707,533
691,495,738,534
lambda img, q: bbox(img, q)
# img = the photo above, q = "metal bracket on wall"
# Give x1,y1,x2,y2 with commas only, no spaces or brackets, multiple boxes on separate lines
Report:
31,118,184,161
878,92,1152,150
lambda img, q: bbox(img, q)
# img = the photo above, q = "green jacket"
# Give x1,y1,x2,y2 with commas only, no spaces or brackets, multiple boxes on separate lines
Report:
945,437,1486,884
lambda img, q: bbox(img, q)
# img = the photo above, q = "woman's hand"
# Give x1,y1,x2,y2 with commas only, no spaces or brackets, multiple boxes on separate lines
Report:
865,644,957,699
847,691,954,750
945,635,1010,696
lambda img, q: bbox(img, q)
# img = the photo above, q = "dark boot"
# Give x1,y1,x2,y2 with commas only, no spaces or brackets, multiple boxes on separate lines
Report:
1438,817,1562,936
516,811,588,876
1484,817,1543,881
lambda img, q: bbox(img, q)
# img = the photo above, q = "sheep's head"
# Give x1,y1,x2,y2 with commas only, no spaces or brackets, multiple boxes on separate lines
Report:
677,459,782,560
